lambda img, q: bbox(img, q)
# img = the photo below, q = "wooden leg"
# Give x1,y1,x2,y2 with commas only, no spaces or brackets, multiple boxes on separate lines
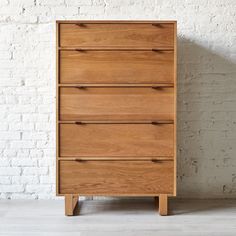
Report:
65,194,79,216
159,194,168,216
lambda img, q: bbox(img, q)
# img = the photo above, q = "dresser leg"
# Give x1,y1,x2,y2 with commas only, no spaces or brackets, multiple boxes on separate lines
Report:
65,194,79,216
159,194,168,216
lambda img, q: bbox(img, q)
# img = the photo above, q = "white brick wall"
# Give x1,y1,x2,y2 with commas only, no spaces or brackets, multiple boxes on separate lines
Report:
0,0,235,199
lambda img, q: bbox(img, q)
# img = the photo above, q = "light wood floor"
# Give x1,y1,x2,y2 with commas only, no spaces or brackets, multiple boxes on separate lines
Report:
0,198,236,236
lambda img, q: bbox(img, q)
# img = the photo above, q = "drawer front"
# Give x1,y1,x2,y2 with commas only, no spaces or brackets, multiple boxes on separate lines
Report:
59,23,174,48
59,123,173,157
59,50,174,84
59,160,174,195
60,87,174,121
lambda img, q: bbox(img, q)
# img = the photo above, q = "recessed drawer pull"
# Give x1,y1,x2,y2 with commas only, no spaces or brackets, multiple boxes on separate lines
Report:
75,49,85,52
151,159,162,163
152,49,162,52
152,23,163,28
75,121,83,125
152,84,173,89
75,85,86,89
74,158,85,162
152,121,173,125
75,23,86,27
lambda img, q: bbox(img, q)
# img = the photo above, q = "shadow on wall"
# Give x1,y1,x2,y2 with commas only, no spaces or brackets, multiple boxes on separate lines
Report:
177,37,236,198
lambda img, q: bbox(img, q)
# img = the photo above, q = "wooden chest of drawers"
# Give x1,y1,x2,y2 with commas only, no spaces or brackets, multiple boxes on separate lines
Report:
56,21,177,216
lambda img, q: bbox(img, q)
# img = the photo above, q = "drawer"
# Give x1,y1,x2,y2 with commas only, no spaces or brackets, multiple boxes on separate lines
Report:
59,87,174,121
59,50,174,84
59,123,174,157
59,160,174,195
59,23,174,48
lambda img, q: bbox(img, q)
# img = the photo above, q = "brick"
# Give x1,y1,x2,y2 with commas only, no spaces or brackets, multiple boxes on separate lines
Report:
26,184,51,193
65,0,92,6
3,149,17,157
9,0,35,7
23,167,48,175
0,167,21,176
9,123,35,132
0,0,9,7
12,175,39,184
10,193,37,199
0,158,10,167
22,114,48,122
7,114,21,122
11,158,37,167
0,123,8,131
22,132,47,140
38,158,55,167
37,0,65,6
0,185,24,193
80,6,104,14
40,175,55,184
35,122,54,131
0,51,11,60
0,131,21,140
0,141,7,148
0,176,11,184
16,149,30,158
10,141,35,149
29,149,44,158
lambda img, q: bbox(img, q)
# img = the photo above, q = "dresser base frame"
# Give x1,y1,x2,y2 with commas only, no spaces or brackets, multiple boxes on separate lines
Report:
64,194,168,216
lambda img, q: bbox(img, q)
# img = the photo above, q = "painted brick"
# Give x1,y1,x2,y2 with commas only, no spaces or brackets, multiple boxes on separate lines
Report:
0,167,21,176
0,176,11,184
23,167,48,175
0,185,24,193
11,158,38,167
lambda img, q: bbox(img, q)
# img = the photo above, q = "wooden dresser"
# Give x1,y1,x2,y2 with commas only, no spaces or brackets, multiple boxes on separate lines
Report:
56,20,177,216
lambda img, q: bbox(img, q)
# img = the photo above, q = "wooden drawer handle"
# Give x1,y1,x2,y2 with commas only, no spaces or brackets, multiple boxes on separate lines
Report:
152,121,173,125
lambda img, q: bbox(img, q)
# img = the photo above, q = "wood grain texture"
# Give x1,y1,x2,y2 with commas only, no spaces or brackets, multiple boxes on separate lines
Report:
159,194,168,216
59,87,174,121
59,23,174,48
59,123,174,157
59,50,174,84
56,21,177,208
59,160,174,195
65,194,78,216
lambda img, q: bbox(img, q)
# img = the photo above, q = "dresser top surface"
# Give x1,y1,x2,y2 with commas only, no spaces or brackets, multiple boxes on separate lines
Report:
56,20,177,24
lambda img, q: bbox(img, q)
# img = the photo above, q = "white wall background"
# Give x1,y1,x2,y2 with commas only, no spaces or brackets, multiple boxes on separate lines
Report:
0,0,236,199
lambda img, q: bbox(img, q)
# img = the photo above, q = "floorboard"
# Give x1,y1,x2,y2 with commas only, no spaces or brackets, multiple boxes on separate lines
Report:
0,198,236,236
